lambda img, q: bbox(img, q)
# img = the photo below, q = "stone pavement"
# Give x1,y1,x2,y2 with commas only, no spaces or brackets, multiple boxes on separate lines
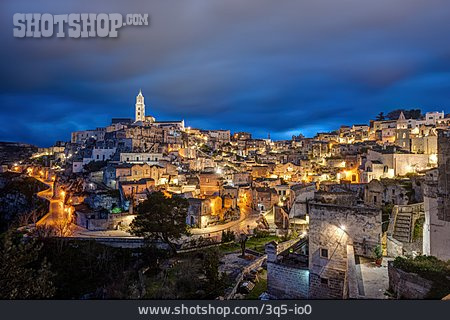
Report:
356,256,393,299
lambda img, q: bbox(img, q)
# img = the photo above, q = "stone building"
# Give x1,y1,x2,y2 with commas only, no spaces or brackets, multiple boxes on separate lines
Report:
364,178,411,207
135,90,145,122
362,148,433,182
232,172,251,186
119,152,164,164
423,130,450,260
395,112,411,151
308,201,381,299
220,185,238,209
186,196,222,228
410,127,437,155
288,183,316,219
120,178,155,202
252,187,279,212
250,165,271,179
198,171,222,196
71,128,106,144
265,239,309,299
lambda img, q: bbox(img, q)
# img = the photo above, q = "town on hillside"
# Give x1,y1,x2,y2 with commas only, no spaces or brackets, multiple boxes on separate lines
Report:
1,91,449,300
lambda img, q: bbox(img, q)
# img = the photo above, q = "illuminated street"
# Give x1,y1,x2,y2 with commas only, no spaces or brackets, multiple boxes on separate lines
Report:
189,205,259,239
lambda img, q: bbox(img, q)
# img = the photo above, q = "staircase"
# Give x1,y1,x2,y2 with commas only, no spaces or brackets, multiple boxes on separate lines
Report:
393,212,412,243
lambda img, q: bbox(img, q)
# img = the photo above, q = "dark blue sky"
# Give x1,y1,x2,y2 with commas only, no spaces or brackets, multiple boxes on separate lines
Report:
1,0,450,146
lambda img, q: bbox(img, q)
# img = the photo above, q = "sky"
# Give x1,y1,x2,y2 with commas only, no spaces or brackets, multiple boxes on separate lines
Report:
1,0,450,147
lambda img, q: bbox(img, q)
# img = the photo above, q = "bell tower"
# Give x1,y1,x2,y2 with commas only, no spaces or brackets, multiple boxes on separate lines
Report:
135,89,145,122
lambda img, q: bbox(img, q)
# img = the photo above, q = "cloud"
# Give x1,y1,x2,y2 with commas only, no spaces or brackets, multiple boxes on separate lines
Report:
0,0,450,146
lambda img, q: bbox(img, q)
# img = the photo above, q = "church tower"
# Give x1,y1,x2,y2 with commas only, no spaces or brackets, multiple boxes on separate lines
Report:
395,111,410,150
135,89,145,122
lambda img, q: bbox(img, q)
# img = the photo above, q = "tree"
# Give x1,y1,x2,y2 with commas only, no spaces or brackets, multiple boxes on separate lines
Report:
0,231,55,299
200,248,228,298
375,112,385,121
221,230,235,243
386,109,422,120
83,160,107,173
239,233,248,257
202,248,220,283
130,192,189,253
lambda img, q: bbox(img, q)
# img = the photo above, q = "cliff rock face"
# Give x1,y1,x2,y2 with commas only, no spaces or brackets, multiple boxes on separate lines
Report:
0,142,37,165
0,172,48,232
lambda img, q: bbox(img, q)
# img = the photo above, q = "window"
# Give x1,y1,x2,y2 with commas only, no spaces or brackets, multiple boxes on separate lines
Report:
320,248,329,259
320,277,329,286
96,155,99,159
373,195,377,203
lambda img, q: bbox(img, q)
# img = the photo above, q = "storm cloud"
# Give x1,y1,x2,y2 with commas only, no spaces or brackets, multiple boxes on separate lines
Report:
1,0,450,146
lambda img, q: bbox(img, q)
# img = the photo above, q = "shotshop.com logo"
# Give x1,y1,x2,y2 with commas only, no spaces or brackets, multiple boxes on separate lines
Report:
13,13,149,38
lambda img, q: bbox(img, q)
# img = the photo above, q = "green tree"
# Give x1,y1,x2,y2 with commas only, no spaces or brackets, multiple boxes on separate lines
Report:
376,112,385,121
0,232,55,299
386,109,422,120
221,230,236,243
130,192,189,253
201,248,228,297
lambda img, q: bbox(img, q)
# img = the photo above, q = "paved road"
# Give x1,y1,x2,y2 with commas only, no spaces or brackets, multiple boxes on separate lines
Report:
33,175,71,228
32,173,259,241
189,205,260,242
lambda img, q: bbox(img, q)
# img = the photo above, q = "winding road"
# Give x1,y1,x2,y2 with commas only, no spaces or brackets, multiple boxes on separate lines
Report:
31,173,258,242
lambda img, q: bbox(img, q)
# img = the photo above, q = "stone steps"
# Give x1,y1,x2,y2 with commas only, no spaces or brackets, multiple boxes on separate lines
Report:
393,212,412,243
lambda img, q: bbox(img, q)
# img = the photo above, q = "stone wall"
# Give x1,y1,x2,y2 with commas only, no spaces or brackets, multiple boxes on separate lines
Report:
422,131,450,260
386,236,403,257
388,261,433,299
265,239,309,299
225,254,267,299
267,262,309,299
308,202,381,299
346,244,358,299
309,269,346,299
437,130,450,222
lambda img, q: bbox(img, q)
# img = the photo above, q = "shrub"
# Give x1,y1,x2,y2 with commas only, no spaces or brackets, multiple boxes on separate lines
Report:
373,245,382,259
393,255,450,299
413,217,424,241
253,229,271,238
221,230,235,243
